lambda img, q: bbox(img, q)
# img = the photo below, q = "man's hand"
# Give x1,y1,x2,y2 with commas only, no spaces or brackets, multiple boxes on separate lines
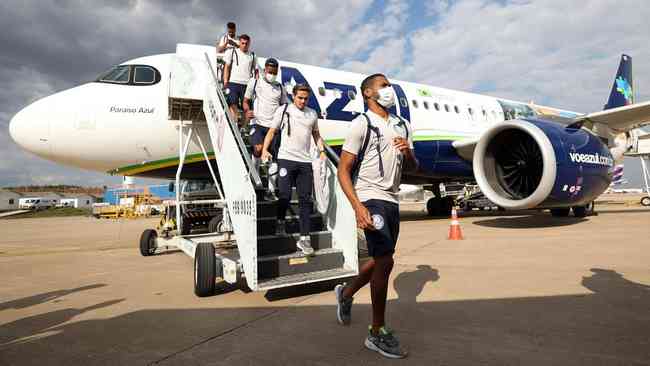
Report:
392,137,410,154
261,150,272,163
354,203,375,230
319,151,327,161
245,110,255,119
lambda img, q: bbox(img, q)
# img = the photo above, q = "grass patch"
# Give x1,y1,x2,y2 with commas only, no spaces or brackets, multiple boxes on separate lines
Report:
3,207,92,219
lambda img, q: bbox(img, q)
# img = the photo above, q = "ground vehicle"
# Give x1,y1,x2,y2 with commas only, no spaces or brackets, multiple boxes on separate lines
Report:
19,198,57,210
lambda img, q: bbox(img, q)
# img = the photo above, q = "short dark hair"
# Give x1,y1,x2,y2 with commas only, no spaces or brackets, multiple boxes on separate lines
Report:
239,34,250,41
227,22,236,29
265,58,279,68
293,83,311,95
360,73,386,100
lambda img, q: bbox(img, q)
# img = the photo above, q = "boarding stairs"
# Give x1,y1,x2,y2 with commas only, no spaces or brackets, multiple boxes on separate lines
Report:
163,45,358,294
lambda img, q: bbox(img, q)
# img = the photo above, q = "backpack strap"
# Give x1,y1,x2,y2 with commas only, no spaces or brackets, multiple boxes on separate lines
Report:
351,113,383,182
231,48,238,66
394,115,410,140
250,52,256,77
251,77,259,101
280,103,291,137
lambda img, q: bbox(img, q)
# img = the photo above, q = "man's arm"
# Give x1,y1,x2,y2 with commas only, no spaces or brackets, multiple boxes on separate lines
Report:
217,36,227,53
337,152,374,230
261,128,277,162
243,79,255,119
223,63,231,88
311,123,325,156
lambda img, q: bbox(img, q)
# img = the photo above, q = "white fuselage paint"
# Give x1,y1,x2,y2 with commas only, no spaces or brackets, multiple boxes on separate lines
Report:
9,46,580,181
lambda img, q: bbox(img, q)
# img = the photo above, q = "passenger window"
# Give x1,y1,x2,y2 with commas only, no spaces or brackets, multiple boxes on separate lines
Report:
444,104,450,112
454,106,460,113
412,100,418,108
348,90,356,100
468,107,473,115
423,101,429,110
98,65,130,84
434,103,440,111
134,66,155,84
318,87,326,96
399,97,408,108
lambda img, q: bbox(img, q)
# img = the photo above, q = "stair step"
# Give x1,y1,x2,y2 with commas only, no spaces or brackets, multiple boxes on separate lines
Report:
257,247,344,280
257,214,324,236
257,230,332,256
257,200,316,218
257,267,356,290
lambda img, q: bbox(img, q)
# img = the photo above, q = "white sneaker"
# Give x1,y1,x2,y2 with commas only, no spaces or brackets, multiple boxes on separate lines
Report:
296,236,314,256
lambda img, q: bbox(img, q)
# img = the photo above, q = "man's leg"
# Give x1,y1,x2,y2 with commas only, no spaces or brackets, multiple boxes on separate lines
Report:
296,163,313,236
342,258,374,299
370,254,394,331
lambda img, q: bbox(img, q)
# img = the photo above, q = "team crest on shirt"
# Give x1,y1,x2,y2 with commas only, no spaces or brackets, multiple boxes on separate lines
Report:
279,168,288,177
372,214,385,230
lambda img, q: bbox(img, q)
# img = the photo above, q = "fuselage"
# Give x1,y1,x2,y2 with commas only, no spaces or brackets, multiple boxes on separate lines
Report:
9,44,583,183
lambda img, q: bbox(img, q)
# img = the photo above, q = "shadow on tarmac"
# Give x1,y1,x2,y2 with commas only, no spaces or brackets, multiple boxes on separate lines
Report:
1,269,650,365
0,284,107,311
473,215,588,229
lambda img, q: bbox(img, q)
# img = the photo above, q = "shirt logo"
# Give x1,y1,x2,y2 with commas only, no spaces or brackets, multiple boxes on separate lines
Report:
279,168,288,177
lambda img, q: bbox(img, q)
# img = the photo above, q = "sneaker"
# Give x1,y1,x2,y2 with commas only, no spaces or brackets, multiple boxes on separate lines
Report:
276,220,286,236
296,236,315,256
335,283,353,325
364,326,408,359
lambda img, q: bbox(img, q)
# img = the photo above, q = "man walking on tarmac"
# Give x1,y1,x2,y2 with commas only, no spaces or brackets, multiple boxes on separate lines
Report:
223,34,257,127
261,84,326,256
243,58,287,194
334,73,418,359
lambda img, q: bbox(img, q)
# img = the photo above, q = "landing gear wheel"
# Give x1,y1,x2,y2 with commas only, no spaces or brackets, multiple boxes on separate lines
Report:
208,210,224,233
426,198,441,216
572,206,587,218
442,197,454,216
139,229,157,256
194,243,216,297
641,196,650,207
550,208,570,217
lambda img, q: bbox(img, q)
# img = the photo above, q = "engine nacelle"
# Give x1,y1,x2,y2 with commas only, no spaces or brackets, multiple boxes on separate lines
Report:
473,118,613,210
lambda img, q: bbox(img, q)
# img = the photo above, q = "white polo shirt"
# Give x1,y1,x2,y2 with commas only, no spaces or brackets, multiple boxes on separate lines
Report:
342,110,414,204
271,104,319,163
244,77,288,128
224,48,257,85
217,33,238,52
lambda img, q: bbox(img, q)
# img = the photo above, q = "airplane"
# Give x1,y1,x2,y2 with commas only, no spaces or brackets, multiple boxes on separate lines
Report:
8,44,650,218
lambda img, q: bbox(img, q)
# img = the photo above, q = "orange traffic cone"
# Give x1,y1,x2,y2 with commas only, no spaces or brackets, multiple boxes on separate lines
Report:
447,207,464,240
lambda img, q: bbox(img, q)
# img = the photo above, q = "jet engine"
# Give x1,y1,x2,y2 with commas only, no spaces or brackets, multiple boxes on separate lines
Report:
472,119,613,210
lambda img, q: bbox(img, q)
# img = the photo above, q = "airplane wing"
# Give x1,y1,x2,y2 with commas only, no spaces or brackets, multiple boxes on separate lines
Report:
570,100,650,132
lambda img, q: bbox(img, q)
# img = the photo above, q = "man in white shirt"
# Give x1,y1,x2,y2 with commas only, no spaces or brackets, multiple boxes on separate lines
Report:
243,58,287,193
334,73,418,359
216,22,238,53
261,84,326,256
223,34,257,126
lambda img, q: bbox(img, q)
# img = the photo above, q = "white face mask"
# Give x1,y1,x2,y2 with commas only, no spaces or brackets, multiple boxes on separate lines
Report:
265,72,277,83
376,86,395,109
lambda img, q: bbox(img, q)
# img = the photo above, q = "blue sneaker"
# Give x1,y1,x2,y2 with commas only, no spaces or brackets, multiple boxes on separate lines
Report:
335,283,353,325
364,326,408,359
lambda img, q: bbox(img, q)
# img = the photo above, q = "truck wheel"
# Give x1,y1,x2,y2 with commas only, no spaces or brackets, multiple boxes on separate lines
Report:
641,197,650,207
550,208,570,217
139,229,157,256
426,198,441,216
181,216,192,236
194,243,216,297
208,210,224,233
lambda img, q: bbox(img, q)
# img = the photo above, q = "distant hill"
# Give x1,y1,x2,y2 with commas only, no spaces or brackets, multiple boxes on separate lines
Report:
3,185,105,196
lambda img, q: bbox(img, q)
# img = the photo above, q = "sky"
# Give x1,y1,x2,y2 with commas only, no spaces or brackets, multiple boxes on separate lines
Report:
0,0,649,189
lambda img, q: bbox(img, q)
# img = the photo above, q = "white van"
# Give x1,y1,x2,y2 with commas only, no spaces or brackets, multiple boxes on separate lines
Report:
19,198,57,210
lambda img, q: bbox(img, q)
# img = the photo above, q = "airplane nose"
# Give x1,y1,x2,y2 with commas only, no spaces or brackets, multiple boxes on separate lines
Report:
9,101,51,157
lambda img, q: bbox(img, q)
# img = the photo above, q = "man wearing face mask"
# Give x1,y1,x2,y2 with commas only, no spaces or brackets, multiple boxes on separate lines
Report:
243,58,287,192
334,73,418,359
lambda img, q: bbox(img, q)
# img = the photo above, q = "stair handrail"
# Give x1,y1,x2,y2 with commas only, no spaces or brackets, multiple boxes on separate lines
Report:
203,53,263,189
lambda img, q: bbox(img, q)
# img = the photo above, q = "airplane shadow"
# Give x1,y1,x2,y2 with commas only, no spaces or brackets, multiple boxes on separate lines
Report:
474,215,588,229
1,269,650,365
0,284,107,311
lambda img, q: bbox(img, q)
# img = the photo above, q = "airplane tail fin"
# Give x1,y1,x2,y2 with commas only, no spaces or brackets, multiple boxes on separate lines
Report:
604,54,634,110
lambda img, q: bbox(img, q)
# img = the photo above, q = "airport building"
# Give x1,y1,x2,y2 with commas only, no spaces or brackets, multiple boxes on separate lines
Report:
0,189,23,211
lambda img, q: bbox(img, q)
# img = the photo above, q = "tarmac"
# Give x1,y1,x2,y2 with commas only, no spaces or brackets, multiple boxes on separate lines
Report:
1,202,649,365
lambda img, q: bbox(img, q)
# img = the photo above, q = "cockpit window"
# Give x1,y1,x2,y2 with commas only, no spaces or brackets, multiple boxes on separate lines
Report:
95,64,161,86
98,65,130,84
134,66,156,84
